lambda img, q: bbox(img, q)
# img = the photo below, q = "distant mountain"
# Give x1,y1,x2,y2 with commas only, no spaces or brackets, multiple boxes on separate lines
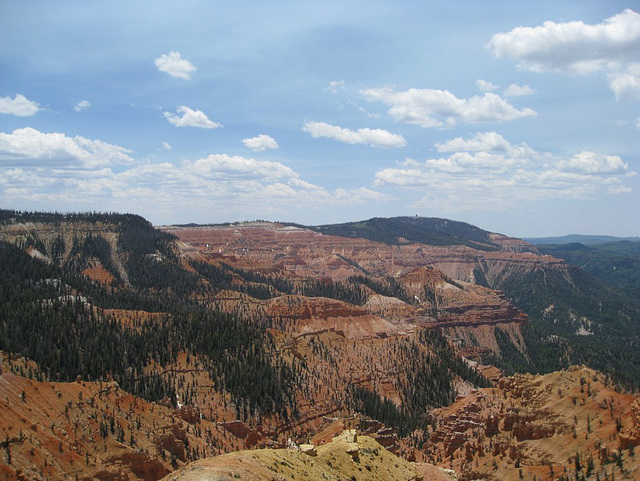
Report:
304,216,501,250
525,234,640,245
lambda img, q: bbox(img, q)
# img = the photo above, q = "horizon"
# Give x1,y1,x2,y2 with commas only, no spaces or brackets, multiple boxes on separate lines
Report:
3,208,639,241
1,1,639,238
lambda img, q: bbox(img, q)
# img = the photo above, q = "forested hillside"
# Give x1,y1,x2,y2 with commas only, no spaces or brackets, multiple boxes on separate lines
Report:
536,241,640,300
481,260,640,386
0,214,297,419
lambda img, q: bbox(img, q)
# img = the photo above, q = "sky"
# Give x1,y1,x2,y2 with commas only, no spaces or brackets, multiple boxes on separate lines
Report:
0,1,639,237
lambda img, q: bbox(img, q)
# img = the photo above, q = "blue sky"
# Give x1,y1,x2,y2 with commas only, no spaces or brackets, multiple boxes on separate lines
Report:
1,1,638,237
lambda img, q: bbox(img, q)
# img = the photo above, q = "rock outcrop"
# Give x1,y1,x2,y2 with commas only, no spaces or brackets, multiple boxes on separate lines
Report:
424,366,640,480
620,399,640,449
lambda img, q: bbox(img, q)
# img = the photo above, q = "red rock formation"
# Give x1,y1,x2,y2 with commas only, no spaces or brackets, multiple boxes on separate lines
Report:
424,367,640,480
266,295,399,339
164,223,562,288
105,451,169,481
620,399,640,449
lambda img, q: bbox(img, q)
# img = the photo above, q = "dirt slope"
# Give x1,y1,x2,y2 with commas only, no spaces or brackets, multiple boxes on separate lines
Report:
0,362,235,481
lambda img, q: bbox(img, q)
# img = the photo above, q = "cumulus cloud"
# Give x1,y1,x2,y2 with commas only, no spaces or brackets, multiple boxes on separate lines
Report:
242,134,279,152
609,66,640,101
374,131,634,212
487,9,640,100
302,121,407,148
360,87,536,128
182,154,296,181
155,51,197,80
435,131,534,157
0,126,387,222
503,84,535,97
0,127,134,167
73,100,91,112
334,187,388,204
163,106,222,129
557,151,628,174
608,185,632,194
162,142,172,151
0,94,41,116
476,79,499,92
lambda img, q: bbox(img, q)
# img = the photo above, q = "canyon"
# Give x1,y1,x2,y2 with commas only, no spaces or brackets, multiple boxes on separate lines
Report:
0,213,638,480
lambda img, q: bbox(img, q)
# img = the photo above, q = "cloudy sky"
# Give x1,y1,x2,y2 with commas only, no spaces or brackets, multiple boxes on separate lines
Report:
1,1,638,237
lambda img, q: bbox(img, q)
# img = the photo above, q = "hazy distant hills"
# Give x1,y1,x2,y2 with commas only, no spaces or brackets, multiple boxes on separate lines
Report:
522,235,640,300
523,229,640,301
525,234,640,245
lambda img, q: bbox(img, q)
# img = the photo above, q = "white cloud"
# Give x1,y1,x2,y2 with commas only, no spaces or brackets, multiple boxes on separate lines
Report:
155,51,197,80
162,142,172,151
360,87,536,128
476,79,499,92
375,168,427,187
609,68,640,101
302,121,407,148
608,185,632,194
427,151,525,173
503,84,535,97
73,100,91,112
435,131,534,157
163,106,222,129
487,9,640,100
0,128,387,222
0,94,41,116
557,151,628,174
182,154,296,181
242,134,279,152
0,127,134,167
487,9,640,74
436,131,511,152
335,187,387,203
326,80,346,94
374,131,634,212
